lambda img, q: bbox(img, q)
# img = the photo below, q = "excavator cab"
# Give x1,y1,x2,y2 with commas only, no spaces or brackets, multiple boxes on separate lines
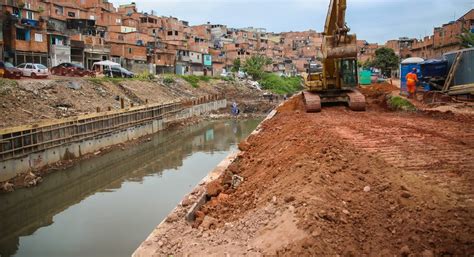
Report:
340,58,358,88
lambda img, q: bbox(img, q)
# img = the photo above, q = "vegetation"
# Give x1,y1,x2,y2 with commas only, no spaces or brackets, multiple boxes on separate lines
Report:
134,71,155,81
458,29,474,48
162,75,176,85
387,96,416,112
179,75,213,88
221,76,235,82
242,55,272,80
365,47,399,77
231,58,241,72
258,73,303,95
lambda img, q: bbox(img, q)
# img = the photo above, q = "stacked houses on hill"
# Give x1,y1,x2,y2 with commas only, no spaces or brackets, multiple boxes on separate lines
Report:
0,0,323,75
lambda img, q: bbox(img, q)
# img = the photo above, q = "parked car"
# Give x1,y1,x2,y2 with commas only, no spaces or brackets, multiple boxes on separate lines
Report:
16,63,49,78
104,66,134,78
51,62,93,77
0,61,22,79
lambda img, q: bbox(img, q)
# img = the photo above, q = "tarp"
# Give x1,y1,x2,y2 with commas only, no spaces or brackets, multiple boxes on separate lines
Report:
401,57,424,64
92,60,120,67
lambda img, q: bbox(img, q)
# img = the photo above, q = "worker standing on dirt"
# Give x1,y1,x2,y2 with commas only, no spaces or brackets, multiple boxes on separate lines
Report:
406,68,419,99
231,102,240,117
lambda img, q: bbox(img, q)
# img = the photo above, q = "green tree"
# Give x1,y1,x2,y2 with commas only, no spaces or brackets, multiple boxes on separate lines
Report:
458,28,474,48
242,55,272,80
231,58,241,72
371,47,399,77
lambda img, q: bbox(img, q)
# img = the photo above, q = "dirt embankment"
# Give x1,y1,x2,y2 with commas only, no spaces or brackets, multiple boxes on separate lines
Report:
0,77,275,129
145,84,474,256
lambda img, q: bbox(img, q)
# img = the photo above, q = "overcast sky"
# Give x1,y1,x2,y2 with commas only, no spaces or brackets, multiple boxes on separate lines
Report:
110,0,474,44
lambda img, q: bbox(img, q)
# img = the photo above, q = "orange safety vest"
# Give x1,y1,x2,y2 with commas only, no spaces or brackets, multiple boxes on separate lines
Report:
406,72,418,87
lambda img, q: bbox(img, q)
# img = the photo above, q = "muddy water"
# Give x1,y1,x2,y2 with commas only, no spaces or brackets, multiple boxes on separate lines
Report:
0,119,261,257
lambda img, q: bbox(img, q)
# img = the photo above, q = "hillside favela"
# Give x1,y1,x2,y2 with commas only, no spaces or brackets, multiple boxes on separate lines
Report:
0,0,473,257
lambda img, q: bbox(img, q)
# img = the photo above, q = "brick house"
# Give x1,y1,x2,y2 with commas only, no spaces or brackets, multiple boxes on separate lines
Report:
2,0,49,65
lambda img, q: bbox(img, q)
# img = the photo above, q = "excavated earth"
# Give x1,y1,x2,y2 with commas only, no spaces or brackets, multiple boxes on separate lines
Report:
0,76,274,128
143,84,474,256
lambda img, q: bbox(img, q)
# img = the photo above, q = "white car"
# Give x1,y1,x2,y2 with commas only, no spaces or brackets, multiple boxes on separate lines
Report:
16,63,49,78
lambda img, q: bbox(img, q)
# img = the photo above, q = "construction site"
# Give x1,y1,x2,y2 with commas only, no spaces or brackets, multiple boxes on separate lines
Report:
0,0,474,257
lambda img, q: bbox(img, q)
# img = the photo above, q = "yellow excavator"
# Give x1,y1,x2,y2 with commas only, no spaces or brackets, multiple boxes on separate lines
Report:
302,0,366,112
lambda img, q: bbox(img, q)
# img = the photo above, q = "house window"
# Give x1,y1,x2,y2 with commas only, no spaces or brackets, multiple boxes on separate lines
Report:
116,18,121,24
174,31,178,36
118,35,124,41
16,28,30,41
26,11,34,20
168,31,173,36
157,54,161,60
68,12,75,17
35,33,43,42
128,48,132,54
13,8,21,18
55,6,64,15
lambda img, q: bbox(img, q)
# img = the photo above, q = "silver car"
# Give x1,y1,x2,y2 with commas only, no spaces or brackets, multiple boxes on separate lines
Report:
16,63,49,78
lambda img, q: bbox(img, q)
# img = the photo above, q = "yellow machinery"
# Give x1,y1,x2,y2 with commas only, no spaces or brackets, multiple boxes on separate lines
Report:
302,0,366,112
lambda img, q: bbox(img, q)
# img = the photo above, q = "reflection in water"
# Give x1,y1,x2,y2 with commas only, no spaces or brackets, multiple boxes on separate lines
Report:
0,119,261,257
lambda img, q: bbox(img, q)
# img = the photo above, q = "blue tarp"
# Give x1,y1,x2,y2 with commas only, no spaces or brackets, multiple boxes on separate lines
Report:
419,59,448,79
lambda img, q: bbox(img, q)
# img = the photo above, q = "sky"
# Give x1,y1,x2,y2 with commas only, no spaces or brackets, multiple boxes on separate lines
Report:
110,0,474,44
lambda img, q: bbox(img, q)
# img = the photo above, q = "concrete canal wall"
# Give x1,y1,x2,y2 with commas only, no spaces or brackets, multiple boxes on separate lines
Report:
132,98,282,257
0,95,226,182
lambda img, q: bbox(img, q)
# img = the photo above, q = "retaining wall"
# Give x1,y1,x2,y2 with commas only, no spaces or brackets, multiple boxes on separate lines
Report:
132,97,283,257
0,96,226,182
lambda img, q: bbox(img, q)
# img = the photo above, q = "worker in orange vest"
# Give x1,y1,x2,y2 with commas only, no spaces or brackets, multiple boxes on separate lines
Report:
405,68,418,99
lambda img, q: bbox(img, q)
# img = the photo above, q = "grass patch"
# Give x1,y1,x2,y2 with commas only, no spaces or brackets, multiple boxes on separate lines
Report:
387,96,416,111
163,75,176,85
179,75,214,88
134,71,155,81
258,73,303,95
220,76,235,82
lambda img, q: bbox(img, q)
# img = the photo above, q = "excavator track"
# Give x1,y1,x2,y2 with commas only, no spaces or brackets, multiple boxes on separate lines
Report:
347,90,366,111
302,91,321,113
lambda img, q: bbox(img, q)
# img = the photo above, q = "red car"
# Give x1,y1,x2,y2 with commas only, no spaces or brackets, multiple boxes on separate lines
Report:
0,61,22,79
51,62,94,77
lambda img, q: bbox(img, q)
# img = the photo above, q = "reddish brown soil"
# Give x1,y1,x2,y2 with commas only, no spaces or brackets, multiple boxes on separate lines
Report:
195,90,474,256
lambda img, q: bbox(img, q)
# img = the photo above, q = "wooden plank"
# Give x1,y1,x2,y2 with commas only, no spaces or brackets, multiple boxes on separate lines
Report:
443,52,462,92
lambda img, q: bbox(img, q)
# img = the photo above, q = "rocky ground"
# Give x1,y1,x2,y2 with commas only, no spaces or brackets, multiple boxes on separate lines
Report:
136,83,474,256
0,76,275,128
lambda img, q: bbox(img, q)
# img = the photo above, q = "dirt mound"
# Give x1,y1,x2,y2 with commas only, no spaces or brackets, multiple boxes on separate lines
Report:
358,82,399,98
186,96,474,256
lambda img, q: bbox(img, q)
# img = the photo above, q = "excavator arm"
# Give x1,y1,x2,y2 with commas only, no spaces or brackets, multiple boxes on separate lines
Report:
302,0,366,112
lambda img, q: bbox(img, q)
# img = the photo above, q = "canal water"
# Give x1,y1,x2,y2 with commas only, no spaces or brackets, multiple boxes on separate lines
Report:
0,119,261,257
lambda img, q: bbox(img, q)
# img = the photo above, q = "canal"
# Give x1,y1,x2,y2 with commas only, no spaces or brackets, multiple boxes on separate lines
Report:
0,119,261,257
